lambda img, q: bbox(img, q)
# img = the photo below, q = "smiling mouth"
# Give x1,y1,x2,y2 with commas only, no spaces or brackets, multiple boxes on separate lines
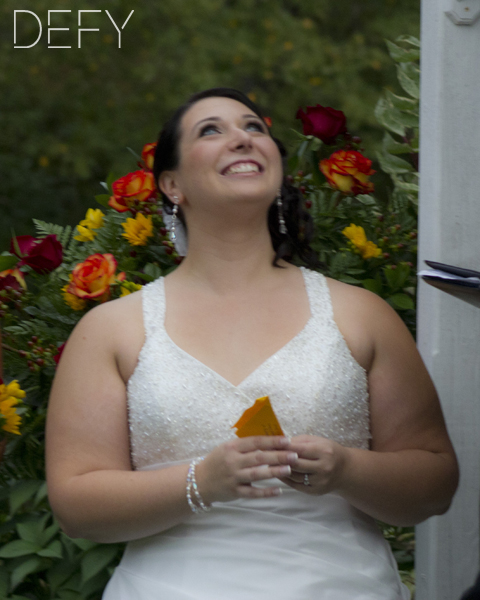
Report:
221,161,263,176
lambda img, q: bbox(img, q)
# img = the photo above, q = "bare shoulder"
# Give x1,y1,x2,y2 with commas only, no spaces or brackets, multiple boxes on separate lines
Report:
323,277,407,372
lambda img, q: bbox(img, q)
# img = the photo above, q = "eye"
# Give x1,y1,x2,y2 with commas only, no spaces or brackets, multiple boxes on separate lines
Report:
199,124,220,137
245,120,266,133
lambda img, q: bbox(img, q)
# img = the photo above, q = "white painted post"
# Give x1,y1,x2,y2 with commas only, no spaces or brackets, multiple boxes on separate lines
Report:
416,0,480,598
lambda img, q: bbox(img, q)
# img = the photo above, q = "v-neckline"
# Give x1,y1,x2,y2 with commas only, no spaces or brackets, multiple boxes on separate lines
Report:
161,267,314,390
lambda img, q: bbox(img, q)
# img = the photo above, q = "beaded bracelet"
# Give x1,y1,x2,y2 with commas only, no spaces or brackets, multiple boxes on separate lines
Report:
186,457,211,514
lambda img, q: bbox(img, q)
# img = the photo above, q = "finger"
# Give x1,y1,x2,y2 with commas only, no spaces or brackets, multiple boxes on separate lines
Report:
238,464,292,484
236,436,290,452
286,443,323,460
289,435,318,444
283,458,318,473
279,477,315,494
241,450,298,469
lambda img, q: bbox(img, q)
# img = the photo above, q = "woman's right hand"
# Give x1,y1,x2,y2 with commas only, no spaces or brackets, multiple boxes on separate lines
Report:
196,436,298,504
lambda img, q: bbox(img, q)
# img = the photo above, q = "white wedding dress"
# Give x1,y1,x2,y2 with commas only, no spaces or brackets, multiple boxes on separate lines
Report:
102,267,410,599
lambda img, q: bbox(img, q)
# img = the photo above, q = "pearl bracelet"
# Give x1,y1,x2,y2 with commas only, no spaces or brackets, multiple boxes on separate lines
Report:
186,457,211,514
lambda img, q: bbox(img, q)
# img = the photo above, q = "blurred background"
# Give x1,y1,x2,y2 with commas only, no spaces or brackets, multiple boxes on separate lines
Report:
0,0,419,250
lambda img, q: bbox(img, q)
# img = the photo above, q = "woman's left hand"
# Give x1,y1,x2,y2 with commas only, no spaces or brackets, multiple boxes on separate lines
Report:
280,435,350,495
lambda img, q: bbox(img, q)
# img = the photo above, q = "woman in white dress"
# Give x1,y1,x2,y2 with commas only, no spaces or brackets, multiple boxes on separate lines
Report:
46,88,458,599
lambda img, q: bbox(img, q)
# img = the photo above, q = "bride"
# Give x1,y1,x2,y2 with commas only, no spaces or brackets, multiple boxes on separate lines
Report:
46,88,458,599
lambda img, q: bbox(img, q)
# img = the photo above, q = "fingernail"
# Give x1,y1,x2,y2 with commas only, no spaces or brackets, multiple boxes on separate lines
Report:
279,465,291,476
287,452,298,462
272,488,283,496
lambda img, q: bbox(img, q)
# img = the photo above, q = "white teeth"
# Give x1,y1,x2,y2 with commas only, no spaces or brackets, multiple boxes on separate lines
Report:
224,163,260,175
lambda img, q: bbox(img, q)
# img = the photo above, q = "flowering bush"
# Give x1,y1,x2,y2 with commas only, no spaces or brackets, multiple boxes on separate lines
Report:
0,37,419,599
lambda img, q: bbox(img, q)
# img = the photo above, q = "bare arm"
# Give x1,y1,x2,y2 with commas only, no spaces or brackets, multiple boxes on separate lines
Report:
282,284,458,526
46,300,296,543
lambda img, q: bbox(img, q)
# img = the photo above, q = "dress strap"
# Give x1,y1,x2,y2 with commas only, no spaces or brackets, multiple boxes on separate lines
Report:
140,277,166,339
300,267,334,323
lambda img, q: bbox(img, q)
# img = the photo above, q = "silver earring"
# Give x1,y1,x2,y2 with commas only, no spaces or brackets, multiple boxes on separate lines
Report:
276,190,287,235
170,197,178,242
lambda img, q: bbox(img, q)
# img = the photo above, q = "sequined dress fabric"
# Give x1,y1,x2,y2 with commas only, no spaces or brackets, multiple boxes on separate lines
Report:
102,267,410,600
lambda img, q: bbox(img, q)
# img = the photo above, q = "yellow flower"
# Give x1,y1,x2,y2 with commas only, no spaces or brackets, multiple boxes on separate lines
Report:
120,281,143,297
342,224,381,260
0,380,25,435
62,277,87,311
74,208,105,241
74,225,96,242
121,213,153,246
0,380,26,402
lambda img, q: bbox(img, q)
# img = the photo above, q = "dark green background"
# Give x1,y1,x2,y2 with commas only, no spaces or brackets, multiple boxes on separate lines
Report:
0,0,419,250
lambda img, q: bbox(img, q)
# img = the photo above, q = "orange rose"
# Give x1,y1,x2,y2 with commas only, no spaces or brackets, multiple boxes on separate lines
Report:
67,253,125,302
108,170,157,213
141,143,157,171
320,149,375,195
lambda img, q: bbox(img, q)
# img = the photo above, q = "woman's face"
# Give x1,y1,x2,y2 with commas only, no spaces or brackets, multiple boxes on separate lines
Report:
165,96,283,213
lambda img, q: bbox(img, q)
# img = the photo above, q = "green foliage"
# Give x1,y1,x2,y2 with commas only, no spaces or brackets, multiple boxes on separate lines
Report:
0,35,420,598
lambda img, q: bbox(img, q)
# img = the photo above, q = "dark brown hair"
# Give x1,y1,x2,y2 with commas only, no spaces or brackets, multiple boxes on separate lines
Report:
153,87,321,269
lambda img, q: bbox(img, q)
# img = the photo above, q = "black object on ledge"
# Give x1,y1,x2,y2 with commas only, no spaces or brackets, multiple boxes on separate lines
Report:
418,260,480,308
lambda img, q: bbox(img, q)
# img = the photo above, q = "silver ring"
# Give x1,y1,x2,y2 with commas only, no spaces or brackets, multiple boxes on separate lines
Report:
303,473,311,487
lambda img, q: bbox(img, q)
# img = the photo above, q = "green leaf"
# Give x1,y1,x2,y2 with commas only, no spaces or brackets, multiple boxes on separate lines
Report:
95,194,111,208
382,132,413,155
355,194,376,206
296,139,309,159
392,178,419,193
384,263,410,292
38,540,63,559
395,35,420,48
11,556,49,589
386,40,420,63
388,294,415,310
106,172,118,190
0,567,9,597
33,481,48,507
9,480,43,515
363,278,382,295
338,275,361,284
397,63,420,99
0,254,19,270
385,90,418,113
376,151,414,175
69,538,98,552
56,590,84,600
374,98,405,137
17,517,49,545
46,554,79,593
81,544,119,585
126,146,142,161
144,263,162,280
0,539,41,558
41,521,61,547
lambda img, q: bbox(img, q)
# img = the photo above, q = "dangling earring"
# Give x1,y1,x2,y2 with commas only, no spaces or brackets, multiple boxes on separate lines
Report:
276,189,287,235
169,197,178,242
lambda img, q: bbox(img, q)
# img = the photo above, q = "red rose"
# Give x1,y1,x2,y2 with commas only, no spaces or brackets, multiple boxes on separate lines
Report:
320,149,375,195
0,269,26,292
10,234,62,273
108,170,157,213
141,143,157,171
296,105,347,144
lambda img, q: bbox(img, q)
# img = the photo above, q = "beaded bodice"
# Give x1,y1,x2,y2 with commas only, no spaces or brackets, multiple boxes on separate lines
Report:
127,267,370,470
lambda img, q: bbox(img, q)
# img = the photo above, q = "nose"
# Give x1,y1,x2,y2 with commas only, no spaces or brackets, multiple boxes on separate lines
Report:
229,126,253,151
